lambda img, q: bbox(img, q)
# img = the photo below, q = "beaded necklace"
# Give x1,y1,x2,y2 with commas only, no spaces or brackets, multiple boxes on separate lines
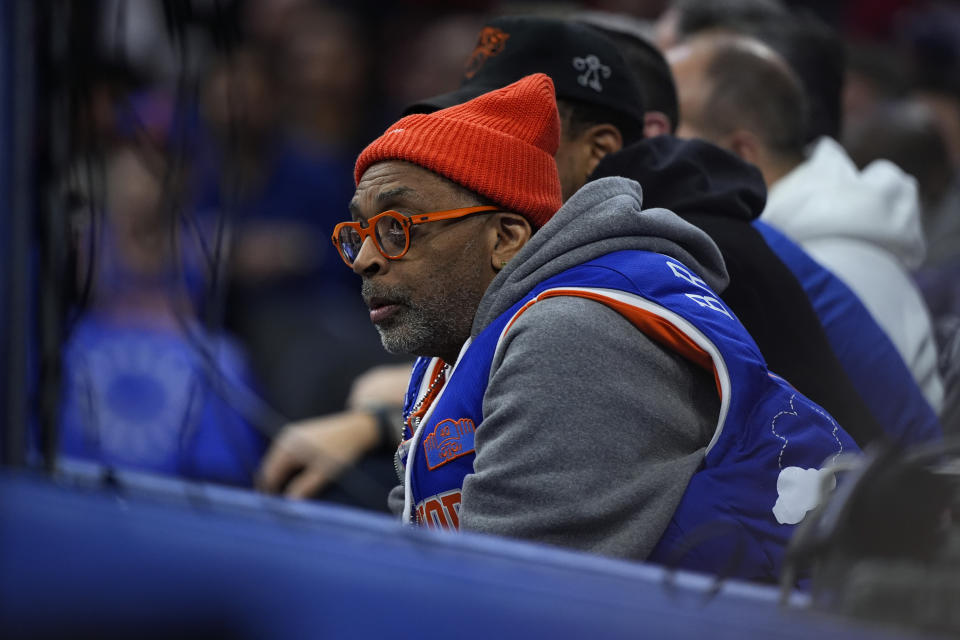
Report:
405,360,448,431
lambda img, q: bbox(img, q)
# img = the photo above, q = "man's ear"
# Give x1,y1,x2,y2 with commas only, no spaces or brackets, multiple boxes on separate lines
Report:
488,212,532,270
643,111,672,138
583,123,623,175
724,128,763,166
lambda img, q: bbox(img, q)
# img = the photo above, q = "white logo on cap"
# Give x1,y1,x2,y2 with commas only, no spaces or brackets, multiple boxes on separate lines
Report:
573,55,611,92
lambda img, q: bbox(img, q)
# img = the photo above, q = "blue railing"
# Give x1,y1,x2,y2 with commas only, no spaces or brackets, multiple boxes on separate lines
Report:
0,463,916,640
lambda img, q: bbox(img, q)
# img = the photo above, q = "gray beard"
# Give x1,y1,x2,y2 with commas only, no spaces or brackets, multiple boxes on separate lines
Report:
361,232,488,361
361,278,481,361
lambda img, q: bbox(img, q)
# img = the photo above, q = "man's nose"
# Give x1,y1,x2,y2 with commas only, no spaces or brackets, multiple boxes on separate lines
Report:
351,236,386,277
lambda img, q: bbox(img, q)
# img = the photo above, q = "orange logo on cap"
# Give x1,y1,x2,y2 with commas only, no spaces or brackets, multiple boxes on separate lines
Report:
464,27,510,79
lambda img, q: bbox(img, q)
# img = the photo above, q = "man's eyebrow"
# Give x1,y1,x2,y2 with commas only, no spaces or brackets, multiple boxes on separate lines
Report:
377,186,416,204
348,186,419,220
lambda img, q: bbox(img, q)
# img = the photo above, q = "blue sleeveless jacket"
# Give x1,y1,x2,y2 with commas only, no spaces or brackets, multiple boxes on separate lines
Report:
398,250,859,581
754,221,941,446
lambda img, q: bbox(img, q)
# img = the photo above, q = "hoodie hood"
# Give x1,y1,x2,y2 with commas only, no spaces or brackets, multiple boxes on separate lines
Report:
764,137,927,269
472,176,728,335
589,136,767,222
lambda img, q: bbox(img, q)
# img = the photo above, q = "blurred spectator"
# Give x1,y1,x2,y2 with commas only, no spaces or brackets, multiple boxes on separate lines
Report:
51,0,405,503
845,98,960,268
186,5,405,506
379,12,487,119
194,48,332,287
876,96,960,404
192,36,397,425
841,3,960,435
59,92,267,486
898,3,960,168
841,40,908,142
273,2,372,150
656,0,844,144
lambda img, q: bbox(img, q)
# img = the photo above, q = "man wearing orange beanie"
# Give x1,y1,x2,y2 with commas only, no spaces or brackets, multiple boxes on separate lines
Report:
335,73,858,582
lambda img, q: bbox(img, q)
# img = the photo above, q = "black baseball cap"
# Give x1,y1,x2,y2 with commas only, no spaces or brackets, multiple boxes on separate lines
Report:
404,16,647,141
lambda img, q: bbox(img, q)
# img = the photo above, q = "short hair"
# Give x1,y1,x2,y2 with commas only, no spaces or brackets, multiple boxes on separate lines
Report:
696,36,809,158
575,14,679,132
557,96,645,146
673,0,843,141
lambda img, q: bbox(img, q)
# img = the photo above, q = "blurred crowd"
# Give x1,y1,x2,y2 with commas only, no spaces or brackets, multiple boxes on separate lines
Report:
50,0,960,508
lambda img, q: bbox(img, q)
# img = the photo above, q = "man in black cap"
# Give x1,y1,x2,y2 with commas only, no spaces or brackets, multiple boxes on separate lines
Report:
406,17,647,202
573,10,679,137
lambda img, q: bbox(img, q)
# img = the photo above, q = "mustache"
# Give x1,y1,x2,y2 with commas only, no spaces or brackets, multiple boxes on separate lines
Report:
361,279,412,307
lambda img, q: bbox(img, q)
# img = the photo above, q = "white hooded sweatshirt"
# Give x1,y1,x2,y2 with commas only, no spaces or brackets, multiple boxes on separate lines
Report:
763,137,943,413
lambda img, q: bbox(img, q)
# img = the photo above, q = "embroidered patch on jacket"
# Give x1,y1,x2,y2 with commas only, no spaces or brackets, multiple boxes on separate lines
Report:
464,27,509,79
423,418,476,470
416,489,462,530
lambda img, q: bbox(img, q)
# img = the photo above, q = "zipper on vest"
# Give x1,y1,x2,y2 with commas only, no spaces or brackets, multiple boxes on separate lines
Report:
394,436,418,524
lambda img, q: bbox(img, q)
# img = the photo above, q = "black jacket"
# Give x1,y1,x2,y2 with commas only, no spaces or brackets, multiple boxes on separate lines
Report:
590,136,884,446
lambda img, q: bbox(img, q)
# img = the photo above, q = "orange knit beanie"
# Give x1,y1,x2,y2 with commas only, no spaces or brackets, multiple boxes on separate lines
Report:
354,73,563,228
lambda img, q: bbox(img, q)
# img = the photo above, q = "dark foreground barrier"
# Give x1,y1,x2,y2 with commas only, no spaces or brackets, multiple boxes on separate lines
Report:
0,462,930,639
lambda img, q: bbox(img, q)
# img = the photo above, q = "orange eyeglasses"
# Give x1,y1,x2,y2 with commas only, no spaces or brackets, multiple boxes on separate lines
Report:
331,205,499,266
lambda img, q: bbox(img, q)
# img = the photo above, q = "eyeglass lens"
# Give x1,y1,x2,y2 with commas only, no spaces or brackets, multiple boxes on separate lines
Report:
338,226,362,263
337,215,409,264
374,215,407,256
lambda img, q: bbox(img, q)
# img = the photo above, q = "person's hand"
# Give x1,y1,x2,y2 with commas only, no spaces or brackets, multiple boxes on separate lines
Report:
257,363,412,499
346,363,413,410
256,410,379,499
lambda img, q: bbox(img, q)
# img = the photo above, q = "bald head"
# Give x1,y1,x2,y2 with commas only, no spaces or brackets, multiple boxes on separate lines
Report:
667,33,808,184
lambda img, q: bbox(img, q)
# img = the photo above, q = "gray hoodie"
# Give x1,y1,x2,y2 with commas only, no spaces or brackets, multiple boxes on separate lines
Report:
392,176,732,562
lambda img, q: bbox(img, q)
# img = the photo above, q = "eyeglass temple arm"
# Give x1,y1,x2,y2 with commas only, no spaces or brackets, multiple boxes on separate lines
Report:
408,205,499,224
